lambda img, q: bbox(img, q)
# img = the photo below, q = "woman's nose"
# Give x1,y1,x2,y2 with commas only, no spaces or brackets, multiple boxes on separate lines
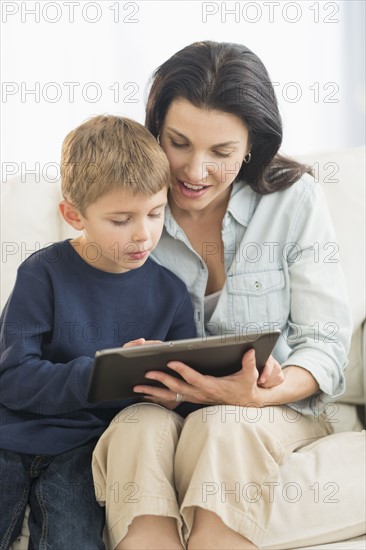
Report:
183,153,211,184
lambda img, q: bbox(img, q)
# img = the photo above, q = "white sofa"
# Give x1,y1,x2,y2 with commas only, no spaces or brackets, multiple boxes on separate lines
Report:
1,147,365,549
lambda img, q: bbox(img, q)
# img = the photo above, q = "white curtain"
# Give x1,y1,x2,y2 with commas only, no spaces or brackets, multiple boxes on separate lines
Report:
342,0,365,147
1,0,364,179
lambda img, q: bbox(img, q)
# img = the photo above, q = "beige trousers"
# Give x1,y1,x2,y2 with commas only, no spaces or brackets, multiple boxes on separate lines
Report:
92,403,365,549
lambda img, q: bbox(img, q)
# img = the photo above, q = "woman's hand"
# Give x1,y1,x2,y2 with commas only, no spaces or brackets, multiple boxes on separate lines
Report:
133,349,283,408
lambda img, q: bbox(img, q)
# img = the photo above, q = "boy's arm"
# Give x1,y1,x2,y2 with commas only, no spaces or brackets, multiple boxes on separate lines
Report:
0,271,93,415
165,290,197,341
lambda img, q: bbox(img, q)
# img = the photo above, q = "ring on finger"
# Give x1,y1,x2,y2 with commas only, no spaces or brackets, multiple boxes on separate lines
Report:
175,392,184,402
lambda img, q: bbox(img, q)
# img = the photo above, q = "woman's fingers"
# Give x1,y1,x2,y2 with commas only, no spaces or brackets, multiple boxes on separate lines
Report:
165,361,208,386
257,355,284,388
134,362,214,404
257,355,273,385
133,366,189,400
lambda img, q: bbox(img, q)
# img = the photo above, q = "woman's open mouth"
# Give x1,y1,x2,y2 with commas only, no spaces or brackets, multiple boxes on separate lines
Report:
176,179,210,198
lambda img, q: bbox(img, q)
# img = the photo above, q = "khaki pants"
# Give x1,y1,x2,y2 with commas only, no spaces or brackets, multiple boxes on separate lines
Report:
92,403,365,549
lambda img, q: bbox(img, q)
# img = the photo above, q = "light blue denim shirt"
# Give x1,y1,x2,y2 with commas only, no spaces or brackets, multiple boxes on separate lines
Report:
152,174,353,415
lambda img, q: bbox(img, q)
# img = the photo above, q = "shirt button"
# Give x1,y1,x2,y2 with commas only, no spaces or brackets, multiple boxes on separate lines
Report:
254,281,262,290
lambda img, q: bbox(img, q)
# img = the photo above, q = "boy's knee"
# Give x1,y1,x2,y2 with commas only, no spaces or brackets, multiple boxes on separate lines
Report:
97,403,182,452
109,402,175,426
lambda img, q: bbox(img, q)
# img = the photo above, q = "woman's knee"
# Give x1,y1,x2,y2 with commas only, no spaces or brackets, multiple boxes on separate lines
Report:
181,405,272,439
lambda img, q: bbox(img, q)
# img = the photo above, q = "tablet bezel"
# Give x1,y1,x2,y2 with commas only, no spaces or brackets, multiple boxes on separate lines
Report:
87,329,281,403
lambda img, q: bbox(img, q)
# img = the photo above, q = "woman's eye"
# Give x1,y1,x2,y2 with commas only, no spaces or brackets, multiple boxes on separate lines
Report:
149,213,162,219
170,138,231,158
170,139,188,148
213,151,231,158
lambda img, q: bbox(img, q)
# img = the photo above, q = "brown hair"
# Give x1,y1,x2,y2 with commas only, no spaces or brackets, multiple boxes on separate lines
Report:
146,41,313,194
61,115,170,213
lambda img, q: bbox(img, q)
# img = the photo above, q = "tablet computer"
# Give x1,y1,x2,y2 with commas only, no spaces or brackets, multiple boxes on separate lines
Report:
87,329,281,403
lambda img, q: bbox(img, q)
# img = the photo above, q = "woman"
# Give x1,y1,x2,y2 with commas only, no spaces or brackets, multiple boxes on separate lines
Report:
92,41,353,549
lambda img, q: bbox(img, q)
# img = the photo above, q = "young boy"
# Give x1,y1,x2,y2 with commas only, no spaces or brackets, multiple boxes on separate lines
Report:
0,115,196,548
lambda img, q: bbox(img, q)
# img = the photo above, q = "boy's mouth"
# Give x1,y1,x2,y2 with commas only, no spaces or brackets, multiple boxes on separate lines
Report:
127,250,149,261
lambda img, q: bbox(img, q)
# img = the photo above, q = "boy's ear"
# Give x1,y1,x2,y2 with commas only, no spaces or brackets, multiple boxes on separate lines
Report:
59,200,85,230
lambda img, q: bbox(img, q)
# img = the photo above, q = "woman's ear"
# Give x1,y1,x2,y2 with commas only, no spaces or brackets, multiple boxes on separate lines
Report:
59,200,85,230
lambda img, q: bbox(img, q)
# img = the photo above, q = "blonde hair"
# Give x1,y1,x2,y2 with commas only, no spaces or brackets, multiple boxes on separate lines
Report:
61,115,170,214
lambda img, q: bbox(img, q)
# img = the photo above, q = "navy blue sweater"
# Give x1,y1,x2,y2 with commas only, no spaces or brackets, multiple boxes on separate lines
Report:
0,240,196,455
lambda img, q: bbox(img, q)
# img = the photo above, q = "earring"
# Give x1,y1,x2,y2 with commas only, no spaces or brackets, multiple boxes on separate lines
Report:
157,134,160,145
244,152,251,164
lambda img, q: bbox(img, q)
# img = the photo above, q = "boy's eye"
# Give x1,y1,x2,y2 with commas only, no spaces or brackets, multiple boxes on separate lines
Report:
111,219,129,226
149,212,163,219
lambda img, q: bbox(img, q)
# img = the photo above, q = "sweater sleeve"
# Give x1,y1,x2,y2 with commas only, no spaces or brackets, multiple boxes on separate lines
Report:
0,269,93,415
165,287,197,341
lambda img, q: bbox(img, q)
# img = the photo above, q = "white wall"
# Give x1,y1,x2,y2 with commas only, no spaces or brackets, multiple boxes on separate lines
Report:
1,0,365,182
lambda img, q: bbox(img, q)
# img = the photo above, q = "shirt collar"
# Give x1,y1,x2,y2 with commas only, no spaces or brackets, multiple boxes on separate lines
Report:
226,179,259,227
164,202,184,239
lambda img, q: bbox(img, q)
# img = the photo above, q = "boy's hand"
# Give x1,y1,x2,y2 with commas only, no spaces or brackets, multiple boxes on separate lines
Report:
122,338,162,348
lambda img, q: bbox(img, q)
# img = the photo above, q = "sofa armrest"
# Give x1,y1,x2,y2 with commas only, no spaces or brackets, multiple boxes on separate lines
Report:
0,176,77,310
363,320,366,424
298,147,365,410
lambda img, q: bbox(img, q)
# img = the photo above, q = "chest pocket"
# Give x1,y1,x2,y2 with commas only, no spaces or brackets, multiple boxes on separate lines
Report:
226,269,287,328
